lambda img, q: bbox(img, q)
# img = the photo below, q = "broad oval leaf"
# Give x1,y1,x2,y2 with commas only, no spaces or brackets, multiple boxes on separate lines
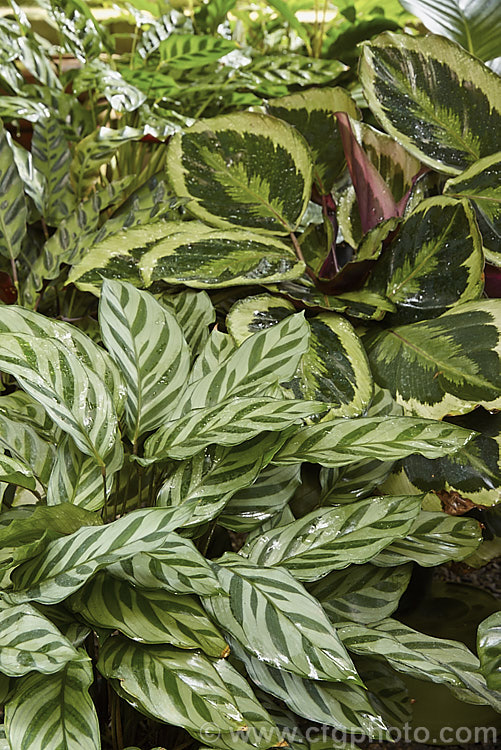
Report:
69,572,228,656
267,87,360,194
273,416,473,467
166,112,313,234
366,197,484,323
203,554,361,685
0,334,118,468
0,602,81,676
139,222,305,288
6,504,195,605
360,33,501,173
310,564,413,625
99,280,190,444
240,495,422,581
4,657,100,750
477,612,501,691
364,300,501,418
97,636,246,732
444,152,501,265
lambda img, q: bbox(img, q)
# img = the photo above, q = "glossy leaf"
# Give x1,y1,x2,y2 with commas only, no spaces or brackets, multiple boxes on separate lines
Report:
75,60,145,112
98,636,246,732
158,290,215,361
6,504,195,605
5,657,100,750
336,618,501,709
366,197,484,323
365,300,501,418
38,0,110,61
477,612,501,691
166,112,313,233
267,87,360,194
360,33,501,173
372,511,482,566
0,334,118,469
310,564,413,625
0,406,54,488
69,572,227,656
99,280,190,443
241,495,421,581
273,415,473,467
0,453,36,491
0,601,81,676
399,0,501,62
203,554,361,684
31,116,75,225
444,152,501,265
107,532,223,597
0,122,27,262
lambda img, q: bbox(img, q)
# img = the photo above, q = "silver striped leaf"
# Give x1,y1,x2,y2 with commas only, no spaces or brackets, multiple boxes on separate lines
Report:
0,408,55,489
107,531,223,597
68,571,228,657
336,617,501,710
97,636,247,732
0,602,81,676
0,334,118,470
99,280,190,444
166,112,313,234
203,554,361,685
309,564,413,625
356,657,412,729
240,495,422,581
0,454,36,491
477,611,501,691
372,511,483,567
6,504,195,605
189,329,236,383
273,415,474,467
5,656,100,750
158,289,215,362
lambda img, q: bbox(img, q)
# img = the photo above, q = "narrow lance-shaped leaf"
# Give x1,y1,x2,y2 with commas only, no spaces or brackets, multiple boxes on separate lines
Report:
98,637,246,732
99,280,190,444
360,33,501,173
166,112,313,234
31,116,76,225
241,495,422,581
158,290,215,362
0,601,83,678
203,554,362,685
68,572,228,657
158,33,236,68
273,416,474,467
0,454,36,491
477,612,501,691
6,504,195,605
5,656,100,750
0,121,27,263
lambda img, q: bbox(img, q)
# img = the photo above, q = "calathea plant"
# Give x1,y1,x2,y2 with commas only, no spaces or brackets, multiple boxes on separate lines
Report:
0,278,496,750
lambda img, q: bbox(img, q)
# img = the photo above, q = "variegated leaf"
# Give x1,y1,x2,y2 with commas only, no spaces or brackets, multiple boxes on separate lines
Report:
31,116,75,224
0,406,55,488
336,618,501,710
219,464,301,533
0,334,118,469
97,636,246,732
0,304,126,415
68,571,228,656
5,657,100,750
267,87,360,194
444,152,501,265
366,197,484,323
38,0,110,61
0,602,81,676
107,532,223,597
234,643,388,736
357,657,412,728
310,564,413,625
156,433,286,526
6,504,195,605
139,222,305,288
477,611,501,691
166,112,313,234
364,300,501,418
360,33,501,173
0,453,36,491
273,416,473,467
99,280,190,444
189,328,236,383
74,59,145,112
203,554,361,684
227,295,373,416
372,511,483,566
144,397,326,462
0,121,27,263
158,290,215,361
241,496,421,581
158,33,235,68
